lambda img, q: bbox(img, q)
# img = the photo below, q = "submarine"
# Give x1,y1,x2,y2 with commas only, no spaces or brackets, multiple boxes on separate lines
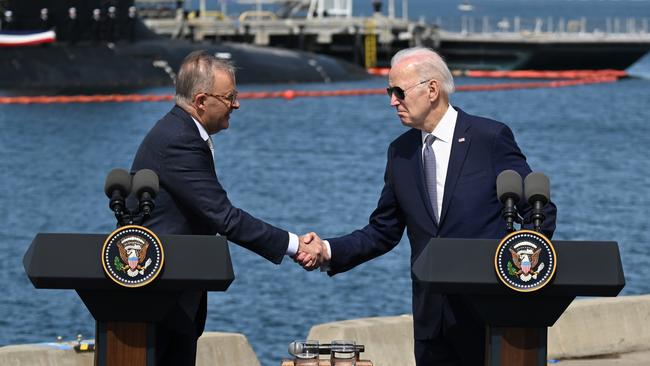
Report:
0,0,370,94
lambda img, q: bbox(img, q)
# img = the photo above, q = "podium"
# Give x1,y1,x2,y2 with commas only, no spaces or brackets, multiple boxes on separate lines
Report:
23,233,234,366
412,238,625,366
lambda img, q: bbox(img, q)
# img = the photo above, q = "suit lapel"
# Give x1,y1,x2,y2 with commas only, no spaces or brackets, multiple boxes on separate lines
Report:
439,109,472,225
407,129,437,225
172,106,216,171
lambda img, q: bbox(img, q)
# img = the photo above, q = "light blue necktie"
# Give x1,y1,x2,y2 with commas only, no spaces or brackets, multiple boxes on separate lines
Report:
423,134,438,223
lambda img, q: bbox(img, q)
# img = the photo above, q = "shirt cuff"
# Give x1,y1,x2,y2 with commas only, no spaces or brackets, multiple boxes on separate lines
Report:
323,240,332,259
320,240,332,272
286,232,299,257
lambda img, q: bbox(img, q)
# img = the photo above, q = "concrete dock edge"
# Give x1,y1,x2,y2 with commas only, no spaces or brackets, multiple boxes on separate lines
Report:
2,295,649,365
0,331,260,366
308,295,650,366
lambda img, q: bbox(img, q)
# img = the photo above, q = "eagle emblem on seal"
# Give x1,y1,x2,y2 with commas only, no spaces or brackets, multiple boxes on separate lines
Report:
495,230,556,292
509,242,545,282
115,236,153,277
102,225,164,288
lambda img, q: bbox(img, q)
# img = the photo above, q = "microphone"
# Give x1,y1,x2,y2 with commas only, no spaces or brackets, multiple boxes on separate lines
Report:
496,170,523,233
288,341,365,356
524,172,550,232
104,168,132,221
132,169,159,218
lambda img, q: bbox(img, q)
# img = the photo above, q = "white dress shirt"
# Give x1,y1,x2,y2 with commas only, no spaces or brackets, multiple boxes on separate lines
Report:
421,105,458,219
191,117,299,257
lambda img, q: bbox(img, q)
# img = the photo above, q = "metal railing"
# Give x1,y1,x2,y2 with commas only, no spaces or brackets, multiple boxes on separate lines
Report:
435,16,649,36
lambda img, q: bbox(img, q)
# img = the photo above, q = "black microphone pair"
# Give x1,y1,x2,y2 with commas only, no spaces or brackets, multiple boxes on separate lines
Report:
496,170,550,233
288,341,365,356
104,168,159,227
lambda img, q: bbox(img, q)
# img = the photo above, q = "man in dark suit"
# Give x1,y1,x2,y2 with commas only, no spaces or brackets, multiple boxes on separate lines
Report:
298,47,557,365
131,50,325,366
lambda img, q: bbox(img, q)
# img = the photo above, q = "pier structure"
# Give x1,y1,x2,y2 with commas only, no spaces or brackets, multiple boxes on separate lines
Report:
437,24,650,70
446,15,650,35
137,0,650,70
137,0,435,68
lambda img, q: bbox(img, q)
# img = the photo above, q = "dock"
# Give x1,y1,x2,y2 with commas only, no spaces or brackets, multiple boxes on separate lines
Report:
136,0,650,70
138,0,432,68
2,295,650,365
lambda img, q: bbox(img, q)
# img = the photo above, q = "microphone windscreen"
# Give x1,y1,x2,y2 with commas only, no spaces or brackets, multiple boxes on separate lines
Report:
104,168,132,198
524,172,550,204
288,341,303,356
496,170,522,203
132,169,159,198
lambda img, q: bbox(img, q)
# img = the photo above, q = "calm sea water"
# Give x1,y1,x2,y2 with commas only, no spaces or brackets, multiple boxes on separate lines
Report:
2,1,650,365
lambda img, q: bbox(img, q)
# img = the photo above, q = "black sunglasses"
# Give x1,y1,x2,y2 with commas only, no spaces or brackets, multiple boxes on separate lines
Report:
386,79,433,100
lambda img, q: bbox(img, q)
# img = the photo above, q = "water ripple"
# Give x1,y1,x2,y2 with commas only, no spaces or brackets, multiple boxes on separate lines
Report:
2,58,649,366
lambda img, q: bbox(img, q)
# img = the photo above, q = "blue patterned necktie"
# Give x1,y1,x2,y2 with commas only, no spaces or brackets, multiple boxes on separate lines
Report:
423,134,438,223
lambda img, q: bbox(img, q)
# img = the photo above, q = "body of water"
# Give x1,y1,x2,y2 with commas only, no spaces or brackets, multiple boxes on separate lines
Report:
2,1,650,365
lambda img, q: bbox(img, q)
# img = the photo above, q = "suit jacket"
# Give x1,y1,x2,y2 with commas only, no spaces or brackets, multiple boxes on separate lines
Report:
131,105,289,335
327,107,557,340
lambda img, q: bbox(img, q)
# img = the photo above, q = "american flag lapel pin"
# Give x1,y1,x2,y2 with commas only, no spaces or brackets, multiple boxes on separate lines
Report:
458,137,466,143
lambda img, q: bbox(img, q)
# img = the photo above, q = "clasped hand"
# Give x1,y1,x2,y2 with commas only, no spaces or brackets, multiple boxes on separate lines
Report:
293,232,329,271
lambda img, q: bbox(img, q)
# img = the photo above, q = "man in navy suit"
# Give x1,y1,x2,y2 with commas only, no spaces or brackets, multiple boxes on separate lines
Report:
298,47,556,365
131,51,325,366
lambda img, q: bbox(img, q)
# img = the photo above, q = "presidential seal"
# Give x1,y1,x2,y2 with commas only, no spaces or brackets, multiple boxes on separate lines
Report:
494,230,556,292
101,225,164,288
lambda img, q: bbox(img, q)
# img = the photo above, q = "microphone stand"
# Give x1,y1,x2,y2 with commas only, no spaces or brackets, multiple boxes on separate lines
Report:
502,197,521,233
530,200,546,233
109,192,132,228
111,201,154,228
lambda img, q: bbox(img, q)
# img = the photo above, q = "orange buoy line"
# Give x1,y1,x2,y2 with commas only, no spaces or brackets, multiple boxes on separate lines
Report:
0,94,174,104
368,67,628,79
464,69,628,79
456,75,620,91
367,67,390,76
0,74,621,105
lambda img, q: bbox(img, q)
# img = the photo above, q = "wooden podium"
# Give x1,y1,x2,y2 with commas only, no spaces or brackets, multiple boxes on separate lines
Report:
412,237,625,366
23,233,234,366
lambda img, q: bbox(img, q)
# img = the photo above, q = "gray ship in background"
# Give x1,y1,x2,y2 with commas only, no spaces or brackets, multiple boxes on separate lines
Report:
142,0,650,71
0,0,369,93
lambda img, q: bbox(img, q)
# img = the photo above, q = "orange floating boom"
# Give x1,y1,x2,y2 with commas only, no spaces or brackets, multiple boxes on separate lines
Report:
0,74,621,105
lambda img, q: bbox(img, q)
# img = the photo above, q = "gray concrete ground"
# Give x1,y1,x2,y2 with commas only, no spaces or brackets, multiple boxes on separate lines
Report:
2,295,650,365
550,350,650,365
308,295,650,366
0,332,260,366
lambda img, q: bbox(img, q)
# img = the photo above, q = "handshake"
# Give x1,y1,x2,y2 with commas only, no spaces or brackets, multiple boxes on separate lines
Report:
294,232,330,271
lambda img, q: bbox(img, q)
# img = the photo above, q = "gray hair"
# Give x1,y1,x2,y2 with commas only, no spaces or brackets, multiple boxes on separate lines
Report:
175,50,236,106
391,47,455,95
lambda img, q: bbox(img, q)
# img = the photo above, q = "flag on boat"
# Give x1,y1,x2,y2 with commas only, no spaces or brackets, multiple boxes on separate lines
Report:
0,30,56,47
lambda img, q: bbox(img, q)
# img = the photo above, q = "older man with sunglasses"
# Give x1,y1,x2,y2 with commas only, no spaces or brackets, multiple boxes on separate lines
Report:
298,47,556,365
131,50,326,366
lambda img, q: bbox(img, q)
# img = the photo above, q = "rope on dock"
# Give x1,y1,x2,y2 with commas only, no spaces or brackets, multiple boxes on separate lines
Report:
0,71,623,105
